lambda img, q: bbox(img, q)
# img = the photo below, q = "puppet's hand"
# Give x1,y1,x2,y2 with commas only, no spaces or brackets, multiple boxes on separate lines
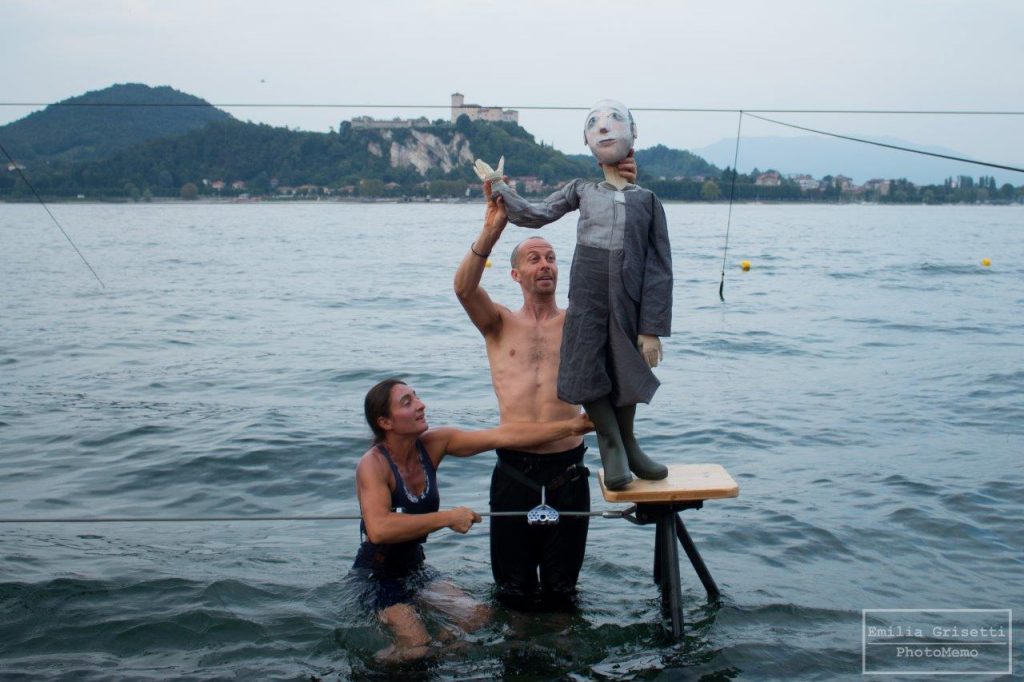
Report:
473,156,505,183
638,334,662,368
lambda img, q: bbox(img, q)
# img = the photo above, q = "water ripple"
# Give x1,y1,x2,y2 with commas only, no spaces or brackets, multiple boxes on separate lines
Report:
2,203,1022,678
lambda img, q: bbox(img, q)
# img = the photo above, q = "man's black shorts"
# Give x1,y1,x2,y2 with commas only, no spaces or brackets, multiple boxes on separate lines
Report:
489,443,590,610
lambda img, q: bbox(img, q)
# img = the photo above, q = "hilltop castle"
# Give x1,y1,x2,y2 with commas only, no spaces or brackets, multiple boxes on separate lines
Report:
450,93,518,124
347,93,519,130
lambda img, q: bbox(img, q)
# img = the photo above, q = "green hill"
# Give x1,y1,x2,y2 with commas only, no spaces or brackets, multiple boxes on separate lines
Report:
5,110,595,199
1,83,729,200
633,144,720,180
0,83,231,165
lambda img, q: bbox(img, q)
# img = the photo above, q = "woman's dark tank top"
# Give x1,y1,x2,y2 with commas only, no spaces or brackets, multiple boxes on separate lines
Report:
352,440,440,576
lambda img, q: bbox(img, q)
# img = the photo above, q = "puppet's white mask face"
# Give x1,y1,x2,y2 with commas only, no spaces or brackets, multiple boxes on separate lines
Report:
584,100,636,165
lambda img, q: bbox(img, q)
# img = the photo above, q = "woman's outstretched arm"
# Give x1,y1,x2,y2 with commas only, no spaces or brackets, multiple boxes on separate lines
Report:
424,412,593,461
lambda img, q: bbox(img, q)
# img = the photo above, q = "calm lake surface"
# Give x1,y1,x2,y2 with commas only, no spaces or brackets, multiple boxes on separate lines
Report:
1,202,1021,680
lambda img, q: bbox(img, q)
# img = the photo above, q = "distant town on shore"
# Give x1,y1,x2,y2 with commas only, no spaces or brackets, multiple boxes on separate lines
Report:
2,85,1021,205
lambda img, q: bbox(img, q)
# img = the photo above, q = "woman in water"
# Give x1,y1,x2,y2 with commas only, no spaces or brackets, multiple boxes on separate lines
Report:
352,377,593,661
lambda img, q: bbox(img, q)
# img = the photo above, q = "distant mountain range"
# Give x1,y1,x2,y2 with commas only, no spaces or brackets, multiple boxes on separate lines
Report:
692,135,1005,185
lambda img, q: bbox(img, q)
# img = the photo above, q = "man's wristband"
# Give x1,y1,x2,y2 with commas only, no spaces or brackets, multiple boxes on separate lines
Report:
470,242,490,258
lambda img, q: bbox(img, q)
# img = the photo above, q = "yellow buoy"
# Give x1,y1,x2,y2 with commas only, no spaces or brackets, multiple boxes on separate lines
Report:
981,258,991,267
741,260,751,271
485,259,493,268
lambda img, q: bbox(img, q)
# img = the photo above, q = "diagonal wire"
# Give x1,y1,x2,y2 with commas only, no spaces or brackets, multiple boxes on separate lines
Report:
719,111,744,303
0,140,105,288
744,113,1024,174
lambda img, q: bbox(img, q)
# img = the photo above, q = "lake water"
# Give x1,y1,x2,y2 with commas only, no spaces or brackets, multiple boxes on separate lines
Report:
1,202,1021,680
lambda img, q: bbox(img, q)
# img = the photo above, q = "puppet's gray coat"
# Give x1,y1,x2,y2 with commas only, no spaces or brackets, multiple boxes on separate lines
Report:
491,179,673,406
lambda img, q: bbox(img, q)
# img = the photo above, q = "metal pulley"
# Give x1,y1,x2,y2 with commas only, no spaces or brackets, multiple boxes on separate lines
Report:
525,486,559,525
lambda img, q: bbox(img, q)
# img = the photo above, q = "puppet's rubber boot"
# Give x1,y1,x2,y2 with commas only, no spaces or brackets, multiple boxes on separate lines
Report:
584,398,633,491
616,404,669,480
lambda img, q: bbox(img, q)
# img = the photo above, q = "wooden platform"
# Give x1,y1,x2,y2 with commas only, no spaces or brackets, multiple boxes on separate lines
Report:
598,463,739,503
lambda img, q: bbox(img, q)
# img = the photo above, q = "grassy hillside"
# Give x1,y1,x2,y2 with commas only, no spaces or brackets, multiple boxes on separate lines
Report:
0,83,231,165
4,113,594,198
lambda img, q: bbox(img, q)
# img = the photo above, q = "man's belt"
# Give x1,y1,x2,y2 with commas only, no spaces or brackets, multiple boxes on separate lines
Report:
496,460,590,494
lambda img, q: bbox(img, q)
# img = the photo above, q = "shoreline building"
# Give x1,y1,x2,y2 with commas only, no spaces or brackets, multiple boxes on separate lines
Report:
790,174,822,192
451,93,518,124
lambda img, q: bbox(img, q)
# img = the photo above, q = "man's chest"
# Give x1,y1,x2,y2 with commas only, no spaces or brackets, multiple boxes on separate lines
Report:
490,321,563,370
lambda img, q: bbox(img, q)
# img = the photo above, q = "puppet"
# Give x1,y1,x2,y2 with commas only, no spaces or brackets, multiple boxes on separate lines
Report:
474,100,672,490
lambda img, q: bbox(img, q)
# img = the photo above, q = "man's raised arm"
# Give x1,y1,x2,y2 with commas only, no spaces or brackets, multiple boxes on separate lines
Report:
454,180,508,336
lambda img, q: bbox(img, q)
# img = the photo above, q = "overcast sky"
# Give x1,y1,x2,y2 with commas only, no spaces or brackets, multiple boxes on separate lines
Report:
5,1,1022,173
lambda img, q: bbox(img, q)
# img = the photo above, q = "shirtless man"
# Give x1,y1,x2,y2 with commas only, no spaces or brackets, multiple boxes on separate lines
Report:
453,158,636,609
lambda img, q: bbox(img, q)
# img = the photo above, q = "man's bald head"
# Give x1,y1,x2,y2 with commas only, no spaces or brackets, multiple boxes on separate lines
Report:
510,236,554,269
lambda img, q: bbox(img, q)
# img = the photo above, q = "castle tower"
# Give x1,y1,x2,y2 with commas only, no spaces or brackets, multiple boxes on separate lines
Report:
451,93,465,123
